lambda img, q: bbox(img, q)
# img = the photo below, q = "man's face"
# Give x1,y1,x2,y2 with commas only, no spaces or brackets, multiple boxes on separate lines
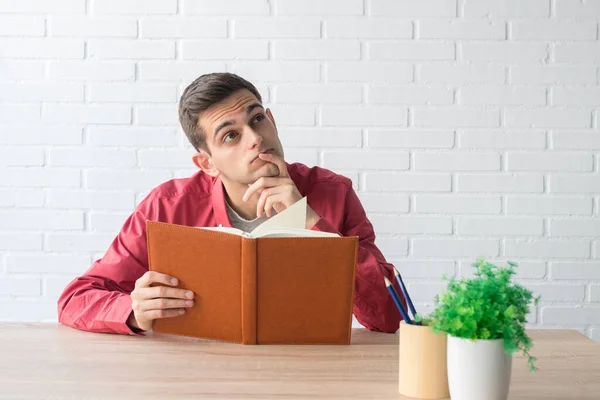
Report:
196,89,284,185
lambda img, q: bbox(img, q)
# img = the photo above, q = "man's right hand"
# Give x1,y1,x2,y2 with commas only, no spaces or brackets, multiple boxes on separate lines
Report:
127,271,194,332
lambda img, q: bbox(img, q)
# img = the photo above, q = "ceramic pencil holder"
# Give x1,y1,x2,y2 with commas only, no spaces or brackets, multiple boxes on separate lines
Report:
398,320,450,399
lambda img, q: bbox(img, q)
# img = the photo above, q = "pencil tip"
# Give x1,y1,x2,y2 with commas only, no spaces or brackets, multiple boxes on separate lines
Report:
384,276,391,286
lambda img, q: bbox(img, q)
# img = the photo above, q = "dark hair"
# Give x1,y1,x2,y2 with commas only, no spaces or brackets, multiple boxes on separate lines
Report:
178,72,262,152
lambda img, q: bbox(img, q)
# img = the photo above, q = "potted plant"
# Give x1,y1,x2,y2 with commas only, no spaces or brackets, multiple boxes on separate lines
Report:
420,258,539,400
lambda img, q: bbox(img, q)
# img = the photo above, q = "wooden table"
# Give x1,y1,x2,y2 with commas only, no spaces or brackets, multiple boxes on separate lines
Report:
0,324,599,399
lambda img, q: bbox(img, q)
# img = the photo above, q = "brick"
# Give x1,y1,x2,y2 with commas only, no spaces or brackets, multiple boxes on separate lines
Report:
0,127,81,145
550,176,600,194
415,195,501,214
459,131,546,149
0,15,45,36
0,147,43,166
278,128,361,148
90,212,130,232
139,61,227,82
48,189,134,210
275,84,362,104
552,132,600,149
369,85,454,105
407,283,448,303
507,153,593,172
459,87,545,106
326,19,412,39
556,0,600,19
419,20,505,39
183,40,268,60
49,61,135,81
505,109,591,128
527,284,585,302
555,44,600,63
393,260,455,279
505,240,590,259
321,106,407,126
47,233,115,253
552,88,600,106
138,149,195,168
0,61,45,80
0,83,83,102
49,148,136,168
49,17,137,37
89,40,175,60
141,19,227,38
542,307,600,324
419,64,505,84
507,197,592,215
0,189,44,207
457,174,544,193
595,241,600,259
367,130,454,148
235,18,320,38
0,234,42,250
462,43,548,63
267,105,315,126
93,0,177,14
413,239,499,257
0,39,83,59
460,260,547,279
90,84,176,103
374,238,409,257
0,0,85,14
284,149,319,167
0,169,80,188
327,62,412,83
415,153,500,171
88,127,177,147
0,210,83,230
183,0,270,15
322,151,409,170
463,0,550,17
370,216,453,234
278,0,363,15
0,300,57,322
549,219,600,237
44,276,77,298
591,285,600,302
0,105,40,123
370,0,457,17
274,40,360,60
369,42,454,60
232,62,319,82
510,66,596,85
43,105,131,125
0,278,41,296
413,108,499,128
512,21,596,40
551,262,600,279
458,217,544,236
364,173,451,192
85,170,172,190
356,194,409,213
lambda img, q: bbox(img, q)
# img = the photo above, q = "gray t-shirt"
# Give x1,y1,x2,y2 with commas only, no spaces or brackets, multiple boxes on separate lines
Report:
225,200,270,233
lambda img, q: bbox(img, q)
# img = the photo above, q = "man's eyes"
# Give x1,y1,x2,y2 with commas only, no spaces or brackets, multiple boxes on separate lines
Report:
221,114,265,143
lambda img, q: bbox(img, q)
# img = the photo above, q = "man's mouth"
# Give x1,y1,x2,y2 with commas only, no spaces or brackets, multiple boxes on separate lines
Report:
251,149,273,163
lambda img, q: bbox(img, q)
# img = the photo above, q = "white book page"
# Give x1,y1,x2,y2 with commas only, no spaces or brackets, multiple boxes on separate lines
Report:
249,197,307,238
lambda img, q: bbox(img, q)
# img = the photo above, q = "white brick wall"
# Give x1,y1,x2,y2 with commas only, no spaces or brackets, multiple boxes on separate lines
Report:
0,0,599,342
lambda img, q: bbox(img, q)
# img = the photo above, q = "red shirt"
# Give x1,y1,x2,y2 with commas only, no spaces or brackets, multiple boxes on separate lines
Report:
57,163,404,335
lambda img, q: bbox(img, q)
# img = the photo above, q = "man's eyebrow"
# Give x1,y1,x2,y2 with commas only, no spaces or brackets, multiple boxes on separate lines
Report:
213,103,265,138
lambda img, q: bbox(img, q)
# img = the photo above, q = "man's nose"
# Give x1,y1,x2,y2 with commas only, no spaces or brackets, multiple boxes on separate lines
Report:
245,126,263,148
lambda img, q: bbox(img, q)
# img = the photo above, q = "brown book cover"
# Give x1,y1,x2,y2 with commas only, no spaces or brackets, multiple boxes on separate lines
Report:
146,219,358,345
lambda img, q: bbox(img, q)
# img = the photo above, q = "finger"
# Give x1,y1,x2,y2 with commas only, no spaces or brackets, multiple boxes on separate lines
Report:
134,286,194,301
136,271,178,289
256,186,280,218
243,177,281,201
139,298,194,312
258,153,288,177
263,192,286,218
142,308,186,321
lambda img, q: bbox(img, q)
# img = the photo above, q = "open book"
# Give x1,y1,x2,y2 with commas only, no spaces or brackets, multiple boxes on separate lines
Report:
146,197,358,345
200,197,339,238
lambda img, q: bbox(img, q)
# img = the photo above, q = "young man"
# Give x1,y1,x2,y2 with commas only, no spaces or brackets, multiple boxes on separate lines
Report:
57,72,405,335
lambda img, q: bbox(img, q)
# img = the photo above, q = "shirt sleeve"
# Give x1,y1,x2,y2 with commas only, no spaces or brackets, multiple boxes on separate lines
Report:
312,186,406,333
57,200,153,335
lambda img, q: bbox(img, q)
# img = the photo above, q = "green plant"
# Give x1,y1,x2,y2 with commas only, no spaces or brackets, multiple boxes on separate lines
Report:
418,258,540,372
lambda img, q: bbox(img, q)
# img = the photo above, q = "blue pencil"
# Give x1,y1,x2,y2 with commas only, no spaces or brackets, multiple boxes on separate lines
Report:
392,266,418,320
384,277,412,324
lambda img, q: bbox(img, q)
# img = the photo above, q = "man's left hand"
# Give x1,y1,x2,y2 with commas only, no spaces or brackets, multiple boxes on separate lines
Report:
243,153,320,229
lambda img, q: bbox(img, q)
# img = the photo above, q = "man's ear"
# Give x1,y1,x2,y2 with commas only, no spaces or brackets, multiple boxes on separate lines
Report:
192,150,220,177
266,108,276,128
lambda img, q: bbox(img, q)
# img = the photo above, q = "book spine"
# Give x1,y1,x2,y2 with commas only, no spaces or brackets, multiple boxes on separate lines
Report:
241,237,257,344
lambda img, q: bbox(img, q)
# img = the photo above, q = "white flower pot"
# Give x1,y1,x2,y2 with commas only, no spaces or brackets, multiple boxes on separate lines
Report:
447,335,513,400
